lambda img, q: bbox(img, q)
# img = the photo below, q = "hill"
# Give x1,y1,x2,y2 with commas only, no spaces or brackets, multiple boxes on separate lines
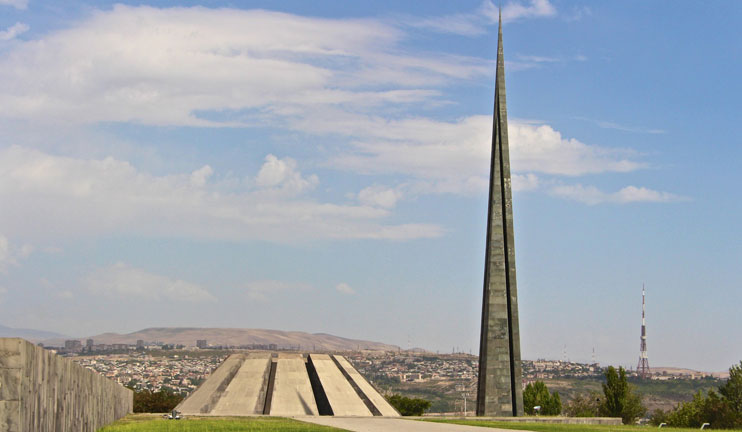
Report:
42,327,400,351
0,323,67,341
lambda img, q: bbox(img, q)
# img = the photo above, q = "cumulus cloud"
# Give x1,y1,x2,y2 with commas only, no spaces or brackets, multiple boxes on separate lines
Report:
0,0,27,10
500,0,557,22
190,165,213,187
0,22,29,41
335,282,356,295
85,262,216,302
0,146,442,242
329,115,645,194
512,173,540,191
245,280,311,301
0,4,678,211
321,113,681,206
256,155,318,194
357,185,403,208
551,184,688,205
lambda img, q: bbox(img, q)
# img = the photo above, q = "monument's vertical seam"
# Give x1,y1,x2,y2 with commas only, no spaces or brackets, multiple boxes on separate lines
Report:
497,99,516,414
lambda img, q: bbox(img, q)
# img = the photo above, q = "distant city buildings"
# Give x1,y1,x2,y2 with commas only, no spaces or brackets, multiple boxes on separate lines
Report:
64,340,82,352
196,339,208,349
73,353,225,395
64,348,719,413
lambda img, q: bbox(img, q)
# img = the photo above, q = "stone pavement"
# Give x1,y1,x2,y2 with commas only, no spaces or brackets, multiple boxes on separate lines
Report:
298,417,528,432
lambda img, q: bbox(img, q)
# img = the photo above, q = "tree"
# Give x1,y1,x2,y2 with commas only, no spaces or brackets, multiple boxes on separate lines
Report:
599,366,646,424
131,388,184,413
386,394,432,416
649,408,669,426
665,390,738,429
523,381,561,415
565,392,601,417
719,361,742,413
545,391,562,416
655,361,742,429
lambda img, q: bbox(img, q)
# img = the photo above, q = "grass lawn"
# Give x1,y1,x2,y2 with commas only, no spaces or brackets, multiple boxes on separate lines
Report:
99,414,347,431
422,419,742,432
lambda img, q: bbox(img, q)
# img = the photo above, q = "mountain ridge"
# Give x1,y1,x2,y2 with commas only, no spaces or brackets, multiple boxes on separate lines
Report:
0,323,67,342
40,327,400,351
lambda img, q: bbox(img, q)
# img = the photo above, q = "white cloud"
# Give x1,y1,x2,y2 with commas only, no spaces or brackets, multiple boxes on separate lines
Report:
328,115,645,195
409,14,487,37
335,282,356,295
491,0,557,22
551,184,688,205
256,155,318,194
575,117,666,134
510,122,644,175
0,286,6,303
0,235,9,272
245,280,311,301
357,185,403,208
0,22,29,41
84,262,216,302
409,0,557,36
0,146,442,242
0,234,33,272
512,173,540,191
0,5,489,126
190,165,213,187
0,0,27,10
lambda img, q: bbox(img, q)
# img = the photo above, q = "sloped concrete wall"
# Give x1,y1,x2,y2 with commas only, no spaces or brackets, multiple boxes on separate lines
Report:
333,355,399,416
308,354,371,416
269,354,318,416
0,338,132,432
211,353,271,415
176,353,246,414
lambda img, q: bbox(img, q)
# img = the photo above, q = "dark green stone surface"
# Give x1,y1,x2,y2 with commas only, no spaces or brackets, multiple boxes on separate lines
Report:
476,12,524,417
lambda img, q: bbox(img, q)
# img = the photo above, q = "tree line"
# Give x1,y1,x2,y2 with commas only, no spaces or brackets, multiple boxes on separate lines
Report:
649,361,742,429
527,360,742,429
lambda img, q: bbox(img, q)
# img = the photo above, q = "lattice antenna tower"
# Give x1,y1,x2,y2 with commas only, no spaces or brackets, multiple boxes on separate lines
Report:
637,285,651,379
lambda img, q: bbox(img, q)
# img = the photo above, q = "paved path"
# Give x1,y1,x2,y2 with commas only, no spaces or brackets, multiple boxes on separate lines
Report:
298,417,525,432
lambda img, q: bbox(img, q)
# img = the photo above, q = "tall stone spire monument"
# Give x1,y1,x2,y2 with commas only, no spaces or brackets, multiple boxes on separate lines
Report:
476,11,524,417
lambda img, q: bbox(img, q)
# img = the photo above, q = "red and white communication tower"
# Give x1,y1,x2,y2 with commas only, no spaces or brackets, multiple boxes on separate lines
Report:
637,285,651,379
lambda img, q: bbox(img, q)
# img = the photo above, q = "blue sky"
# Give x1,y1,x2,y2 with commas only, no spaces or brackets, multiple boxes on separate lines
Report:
0,0,739,371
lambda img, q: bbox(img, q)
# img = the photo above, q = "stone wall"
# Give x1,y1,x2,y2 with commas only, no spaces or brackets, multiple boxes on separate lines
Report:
0,338,132,431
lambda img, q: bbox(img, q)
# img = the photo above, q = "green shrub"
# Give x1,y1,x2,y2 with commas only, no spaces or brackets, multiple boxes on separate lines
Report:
564,392,601,417
131,388,184,413
523,381,562,415
386,394,432,416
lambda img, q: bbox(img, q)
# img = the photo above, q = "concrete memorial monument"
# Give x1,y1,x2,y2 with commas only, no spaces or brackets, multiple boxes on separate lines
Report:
476,11,525,417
